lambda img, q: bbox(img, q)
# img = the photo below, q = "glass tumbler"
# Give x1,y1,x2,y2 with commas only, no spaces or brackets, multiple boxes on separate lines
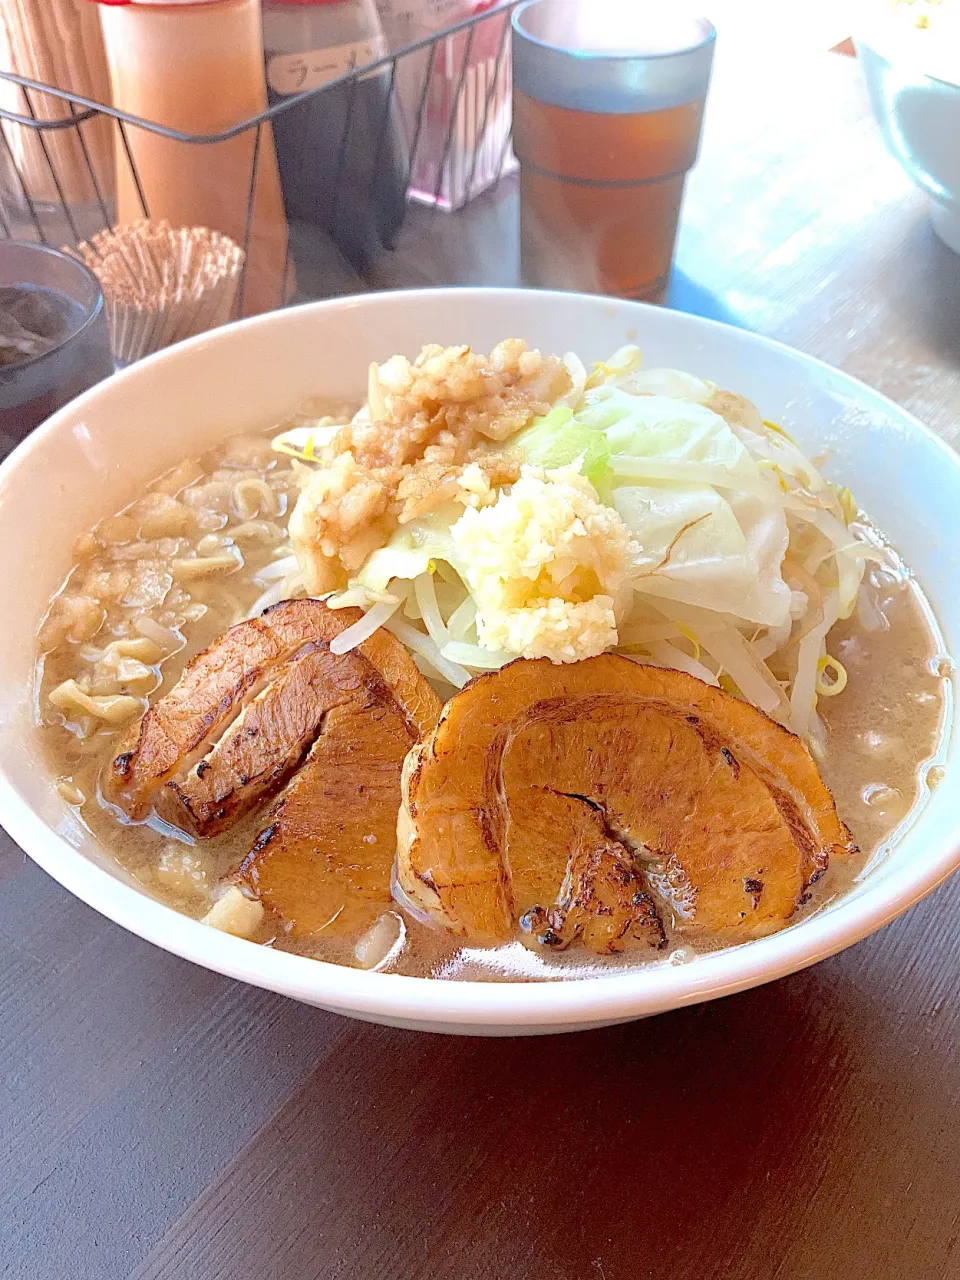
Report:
0,241,113,451
512,0,715,299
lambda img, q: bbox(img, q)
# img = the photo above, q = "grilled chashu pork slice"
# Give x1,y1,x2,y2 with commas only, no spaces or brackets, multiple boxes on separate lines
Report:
105,599,441,937
397,656,855,953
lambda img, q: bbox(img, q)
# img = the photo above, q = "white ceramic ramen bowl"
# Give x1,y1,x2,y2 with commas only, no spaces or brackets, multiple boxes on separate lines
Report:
0,289,957,1036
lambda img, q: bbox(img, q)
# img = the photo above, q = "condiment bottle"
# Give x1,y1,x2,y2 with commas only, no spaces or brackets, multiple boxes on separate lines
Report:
262,0,408,271
93,0,290,316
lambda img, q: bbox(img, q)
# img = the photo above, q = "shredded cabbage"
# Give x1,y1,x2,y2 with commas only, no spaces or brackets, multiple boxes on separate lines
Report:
357,520,460,594
513,406,611,489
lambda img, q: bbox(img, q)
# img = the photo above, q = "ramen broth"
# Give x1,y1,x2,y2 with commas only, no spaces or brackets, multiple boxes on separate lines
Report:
36,430,951,982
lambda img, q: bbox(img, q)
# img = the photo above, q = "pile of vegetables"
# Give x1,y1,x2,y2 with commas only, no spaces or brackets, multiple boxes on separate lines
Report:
265,347,883,753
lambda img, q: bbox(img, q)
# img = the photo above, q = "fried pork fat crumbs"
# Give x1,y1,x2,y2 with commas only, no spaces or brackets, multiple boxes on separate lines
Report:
289,341,572,592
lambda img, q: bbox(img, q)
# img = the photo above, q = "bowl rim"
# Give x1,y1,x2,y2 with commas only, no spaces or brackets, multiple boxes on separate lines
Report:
853,24,960,93
2,286,959,1029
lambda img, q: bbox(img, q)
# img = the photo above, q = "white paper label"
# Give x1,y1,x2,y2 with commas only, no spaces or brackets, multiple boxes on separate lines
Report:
267,39,388,96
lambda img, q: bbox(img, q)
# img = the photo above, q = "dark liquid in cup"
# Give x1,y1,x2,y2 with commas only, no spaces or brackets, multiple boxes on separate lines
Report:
0,284,82,365
0,283,113,446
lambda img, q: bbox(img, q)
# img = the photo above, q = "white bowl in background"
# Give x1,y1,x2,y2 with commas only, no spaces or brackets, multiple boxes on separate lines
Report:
0,288,957,1036
856,14,960,253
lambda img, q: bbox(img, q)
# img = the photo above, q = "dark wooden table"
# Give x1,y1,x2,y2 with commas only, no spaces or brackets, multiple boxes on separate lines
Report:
3,26,960,1280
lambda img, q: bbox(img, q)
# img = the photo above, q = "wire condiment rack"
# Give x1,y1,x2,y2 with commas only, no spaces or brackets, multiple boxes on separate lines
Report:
0,2,521,319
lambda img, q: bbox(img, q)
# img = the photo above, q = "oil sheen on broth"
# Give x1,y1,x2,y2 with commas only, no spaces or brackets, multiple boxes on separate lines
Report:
36,431,951,982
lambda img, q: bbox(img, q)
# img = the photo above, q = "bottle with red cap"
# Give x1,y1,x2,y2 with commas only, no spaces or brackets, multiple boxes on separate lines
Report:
92,0,290,316
261,0,407,272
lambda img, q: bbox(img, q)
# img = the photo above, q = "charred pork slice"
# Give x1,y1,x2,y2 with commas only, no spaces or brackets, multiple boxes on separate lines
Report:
158,641,367,836
397,656,856,953
239,697,427,939
105,600,328,820
233,622,443,939
105,600,441,843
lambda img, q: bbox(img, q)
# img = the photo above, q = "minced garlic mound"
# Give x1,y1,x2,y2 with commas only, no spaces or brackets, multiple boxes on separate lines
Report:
290,341,571,593
451,466,637,664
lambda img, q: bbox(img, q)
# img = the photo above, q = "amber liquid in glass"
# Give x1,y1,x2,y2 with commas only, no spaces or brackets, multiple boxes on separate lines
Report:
513,89,705,299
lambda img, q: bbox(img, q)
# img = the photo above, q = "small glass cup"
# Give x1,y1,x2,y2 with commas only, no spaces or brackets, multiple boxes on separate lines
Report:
0,241,113,452
512,0,715,300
